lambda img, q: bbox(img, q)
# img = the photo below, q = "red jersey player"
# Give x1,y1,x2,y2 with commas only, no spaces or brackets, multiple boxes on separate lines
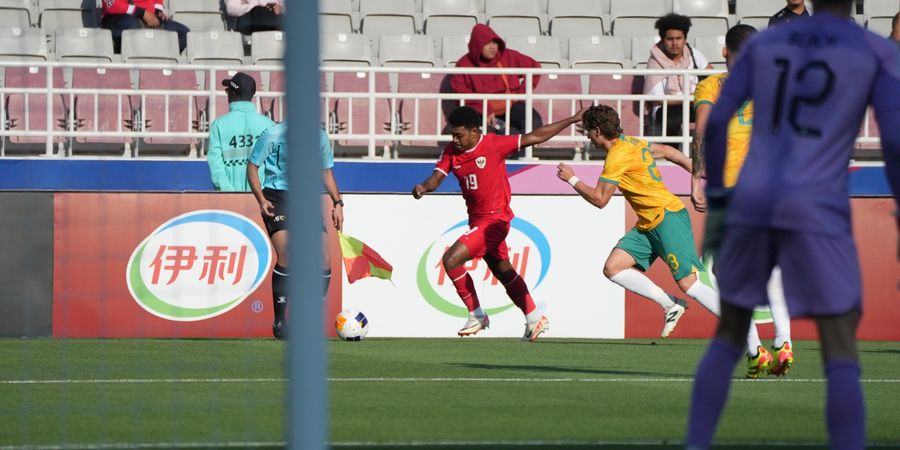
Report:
412,106,585,341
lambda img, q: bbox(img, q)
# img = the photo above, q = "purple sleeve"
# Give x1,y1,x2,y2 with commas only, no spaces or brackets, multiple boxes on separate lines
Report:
705,43,754,192
870,46,900,218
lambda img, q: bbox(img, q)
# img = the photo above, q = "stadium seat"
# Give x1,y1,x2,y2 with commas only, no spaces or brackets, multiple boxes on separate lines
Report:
121,29,181,64
504,35,565,68
379,34,439,67
588,74,643,143
611,0,668,57
693,35,725,69
1,66,66,154
548,0,608,49
320,0,358,34
610,0,670,20
568,35,628,69
169,0,225,32
68,67,136,154
630,35,659,68
0,27,48,62
867,16,894,36
440,34,469,66
262,69,289,122
321,33,374,67
135,68,201,155
422,0,479,37
0,0,33,28
250,31,284,65
488,16,542,39
328,71,394,154
532,73,584,155
735,0,784,29
186,30,244,65
359,0,420,36
674,0,729,37
39,0,98,30
395,72,448,154
864,0,900,21
54,28,114,63
485,0,547,34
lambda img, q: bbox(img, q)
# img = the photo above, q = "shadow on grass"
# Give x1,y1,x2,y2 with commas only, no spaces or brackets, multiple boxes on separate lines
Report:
449,362,664,377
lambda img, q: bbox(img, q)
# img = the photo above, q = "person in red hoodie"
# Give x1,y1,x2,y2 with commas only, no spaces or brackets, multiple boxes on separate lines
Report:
101,0,190,54
450,24,543,135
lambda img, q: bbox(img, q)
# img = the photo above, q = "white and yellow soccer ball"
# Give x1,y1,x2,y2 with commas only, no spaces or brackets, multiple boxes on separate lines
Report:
335,310,369,341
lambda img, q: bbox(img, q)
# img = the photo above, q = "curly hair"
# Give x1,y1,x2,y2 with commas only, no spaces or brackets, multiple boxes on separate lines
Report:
655,13,692,39
448,106,482,129
582,105,622,140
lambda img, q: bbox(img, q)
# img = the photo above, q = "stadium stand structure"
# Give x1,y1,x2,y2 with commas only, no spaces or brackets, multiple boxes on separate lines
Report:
0,0,887,160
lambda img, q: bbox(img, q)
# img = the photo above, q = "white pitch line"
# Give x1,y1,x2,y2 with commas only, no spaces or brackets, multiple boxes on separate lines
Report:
2,377,900,385
0,443,283,450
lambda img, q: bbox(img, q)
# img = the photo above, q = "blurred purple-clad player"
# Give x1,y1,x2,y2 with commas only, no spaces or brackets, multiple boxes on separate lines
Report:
686,0,900,448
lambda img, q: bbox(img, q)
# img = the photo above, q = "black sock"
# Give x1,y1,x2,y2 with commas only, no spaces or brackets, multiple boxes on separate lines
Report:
272,264,288,322
322,268,332,299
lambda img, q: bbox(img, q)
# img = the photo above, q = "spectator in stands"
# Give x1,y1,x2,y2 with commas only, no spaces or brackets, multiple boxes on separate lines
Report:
891,11,900,47
225,0,283,35
450,23,543,135
643,14,712,139
207,72,275,192
101,0,190,54
769,0,810,26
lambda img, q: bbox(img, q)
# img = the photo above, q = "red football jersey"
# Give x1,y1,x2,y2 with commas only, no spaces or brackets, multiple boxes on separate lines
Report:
434,134,521,222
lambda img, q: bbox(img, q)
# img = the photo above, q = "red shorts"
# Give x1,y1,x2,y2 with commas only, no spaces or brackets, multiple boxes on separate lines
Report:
458,219,510,260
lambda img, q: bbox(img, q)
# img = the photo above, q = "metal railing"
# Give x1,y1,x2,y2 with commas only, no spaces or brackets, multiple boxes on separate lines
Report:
0,61,884,162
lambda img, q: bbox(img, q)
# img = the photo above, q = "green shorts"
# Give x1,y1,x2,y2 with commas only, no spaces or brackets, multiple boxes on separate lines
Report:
615,208,705,281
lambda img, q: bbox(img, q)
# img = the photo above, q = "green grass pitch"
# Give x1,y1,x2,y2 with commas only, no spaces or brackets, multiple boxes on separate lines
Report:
1,338,899,449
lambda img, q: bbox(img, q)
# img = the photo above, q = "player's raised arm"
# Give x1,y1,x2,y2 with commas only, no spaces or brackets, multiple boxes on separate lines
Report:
412,170,447,199
520,107,589,148
650,143,692,174
557,163,617,209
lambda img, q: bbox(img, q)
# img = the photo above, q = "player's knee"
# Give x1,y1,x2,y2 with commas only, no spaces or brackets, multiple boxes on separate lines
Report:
602,262,620,279
442,252,459,271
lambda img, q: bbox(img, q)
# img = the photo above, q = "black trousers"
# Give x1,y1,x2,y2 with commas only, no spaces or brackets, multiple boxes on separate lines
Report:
235,6,282,34
488,102,544,135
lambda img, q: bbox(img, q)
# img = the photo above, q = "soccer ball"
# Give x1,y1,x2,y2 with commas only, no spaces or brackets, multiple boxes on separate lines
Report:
335,310,369,341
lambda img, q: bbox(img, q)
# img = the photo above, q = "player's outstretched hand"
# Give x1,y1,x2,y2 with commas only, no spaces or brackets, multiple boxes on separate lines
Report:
556,163,575,182
412,184,427,199
572,106,590,122
260,200,276,217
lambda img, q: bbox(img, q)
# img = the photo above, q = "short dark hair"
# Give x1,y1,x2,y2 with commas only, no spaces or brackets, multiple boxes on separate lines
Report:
655,14,692,39
725,24,757,53
582,105,622,140
893,11,899,29
447,106,481,129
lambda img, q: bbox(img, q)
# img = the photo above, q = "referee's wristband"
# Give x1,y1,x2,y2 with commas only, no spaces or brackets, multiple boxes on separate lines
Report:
567,176,581,188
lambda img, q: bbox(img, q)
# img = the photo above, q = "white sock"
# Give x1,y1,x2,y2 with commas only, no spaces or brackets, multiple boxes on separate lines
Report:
525,309,543,325
470,307,485,318
609,269,675,310
687,278,764,355
685,278,720,315
745,322,762,356
768,267,792,348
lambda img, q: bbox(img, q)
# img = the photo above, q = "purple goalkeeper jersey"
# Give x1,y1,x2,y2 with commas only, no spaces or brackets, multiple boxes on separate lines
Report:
705,12,900,236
